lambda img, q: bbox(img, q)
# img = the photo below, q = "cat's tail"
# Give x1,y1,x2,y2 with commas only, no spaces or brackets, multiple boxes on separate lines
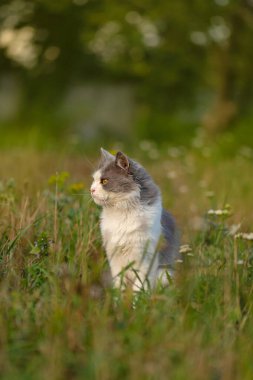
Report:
157,209,180,285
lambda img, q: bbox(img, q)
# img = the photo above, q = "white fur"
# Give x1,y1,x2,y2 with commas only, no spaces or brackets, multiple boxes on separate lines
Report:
90,170,108,206
91,170,163,291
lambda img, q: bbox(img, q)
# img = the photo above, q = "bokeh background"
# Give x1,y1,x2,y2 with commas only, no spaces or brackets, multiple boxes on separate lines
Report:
1,3,253,379
1,0,253,150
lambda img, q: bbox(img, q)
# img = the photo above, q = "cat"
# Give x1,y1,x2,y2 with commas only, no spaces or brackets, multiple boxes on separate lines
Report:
90,148,179,291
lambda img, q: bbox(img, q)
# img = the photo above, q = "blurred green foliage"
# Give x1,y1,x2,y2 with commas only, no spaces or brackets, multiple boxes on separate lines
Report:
0,0,253,145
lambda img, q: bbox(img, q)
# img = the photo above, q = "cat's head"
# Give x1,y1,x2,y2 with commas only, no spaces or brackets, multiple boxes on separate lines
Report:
90,148,140,207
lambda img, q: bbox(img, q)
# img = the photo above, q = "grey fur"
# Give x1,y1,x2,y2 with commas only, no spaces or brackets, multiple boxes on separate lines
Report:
99,150,160,206
159,209,180,268
128,158,160,206
100,160,138,194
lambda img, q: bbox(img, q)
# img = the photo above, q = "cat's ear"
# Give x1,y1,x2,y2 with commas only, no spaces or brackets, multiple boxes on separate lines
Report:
100,148,114,163
115,152,129,172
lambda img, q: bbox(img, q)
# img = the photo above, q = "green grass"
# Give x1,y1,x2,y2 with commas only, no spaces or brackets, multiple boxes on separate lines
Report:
0,145,253,380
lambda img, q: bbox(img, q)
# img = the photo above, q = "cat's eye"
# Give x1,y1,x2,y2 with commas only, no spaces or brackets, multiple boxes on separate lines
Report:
101,178,108,185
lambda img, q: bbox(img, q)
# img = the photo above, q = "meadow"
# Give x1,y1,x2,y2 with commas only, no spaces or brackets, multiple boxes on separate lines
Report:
0,143,253,380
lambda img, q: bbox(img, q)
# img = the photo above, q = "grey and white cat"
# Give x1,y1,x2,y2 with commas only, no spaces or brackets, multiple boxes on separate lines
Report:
90,148,179,291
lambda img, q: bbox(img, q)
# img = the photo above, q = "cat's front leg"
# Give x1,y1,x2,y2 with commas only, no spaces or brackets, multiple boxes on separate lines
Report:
131,247,159,292
132,259,158,292
108,255,125,289
109,254,149,291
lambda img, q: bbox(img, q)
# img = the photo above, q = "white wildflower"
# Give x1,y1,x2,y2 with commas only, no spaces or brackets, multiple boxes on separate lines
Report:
235,233,253,241
228,223,241,236
179,244,192,254
207,209,231,216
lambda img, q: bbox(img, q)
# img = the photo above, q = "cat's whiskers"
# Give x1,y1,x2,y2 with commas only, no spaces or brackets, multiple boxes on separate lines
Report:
83,155,96,171
71,192,91,196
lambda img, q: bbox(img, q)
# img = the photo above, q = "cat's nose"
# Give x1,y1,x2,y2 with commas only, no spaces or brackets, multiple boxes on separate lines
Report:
90,187,96,194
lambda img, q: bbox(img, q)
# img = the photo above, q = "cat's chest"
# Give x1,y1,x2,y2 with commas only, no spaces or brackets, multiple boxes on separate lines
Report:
100,202,161,249
101,208,145,240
